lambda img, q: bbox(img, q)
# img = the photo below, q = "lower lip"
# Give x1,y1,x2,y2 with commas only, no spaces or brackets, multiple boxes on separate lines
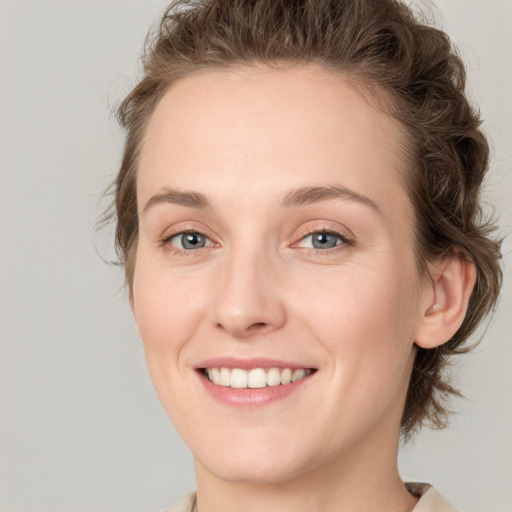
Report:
197,371,314,408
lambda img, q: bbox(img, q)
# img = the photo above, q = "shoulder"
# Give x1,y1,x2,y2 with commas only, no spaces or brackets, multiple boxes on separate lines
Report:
407,483,458,512
162,492,196,512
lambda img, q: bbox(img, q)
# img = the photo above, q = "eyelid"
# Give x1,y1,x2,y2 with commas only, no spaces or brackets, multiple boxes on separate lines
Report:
160,223,219,254
289,223,355,253
166,231,215,249
161,221,215,241
293,223,353,242
297,232,344,248
158,221,354,255
163,228,212,243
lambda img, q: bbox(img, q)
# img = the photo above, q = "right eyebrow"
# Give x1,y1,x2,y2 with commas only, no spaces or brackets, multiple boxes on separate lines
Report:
141,188,210,215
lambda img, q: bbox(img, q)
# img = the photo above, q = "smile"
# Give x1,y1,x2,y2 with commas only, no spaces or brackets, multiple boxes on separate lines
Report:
203,367,313,389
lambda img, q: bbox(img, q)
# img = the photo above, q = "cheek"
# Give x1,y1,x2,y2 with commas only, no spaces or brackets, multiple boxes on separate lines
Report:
131,257,206,423
298,264,420,385
131,252,205,361
304,266,417,336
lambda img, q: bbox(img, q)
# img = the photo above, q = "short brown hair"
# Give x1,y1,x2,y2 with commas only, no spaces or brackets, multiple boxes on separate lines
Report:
109,0,502,435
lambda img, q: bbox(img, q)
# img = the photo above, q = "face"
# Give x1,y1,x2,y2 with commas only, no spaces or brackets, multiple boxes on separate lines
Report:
132,65,429,485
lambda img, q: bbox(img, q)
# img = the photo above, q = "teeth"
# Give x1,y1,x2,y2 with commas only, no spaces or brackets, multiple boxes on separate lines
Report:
280,368,292,385
266,367,281,386
292,369,306,382
220,367,230,387
247,368,267,388
230,368,247,388
204,367,312,388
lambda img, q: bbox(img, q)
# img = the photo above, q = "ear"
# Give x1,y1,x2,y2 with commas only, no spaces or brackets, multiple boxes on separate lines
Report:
415,254,476,349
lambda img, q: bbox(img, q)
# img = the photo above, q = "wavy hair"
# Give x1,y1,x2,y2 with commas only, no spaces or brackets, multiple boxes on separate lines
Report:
107,0,502,435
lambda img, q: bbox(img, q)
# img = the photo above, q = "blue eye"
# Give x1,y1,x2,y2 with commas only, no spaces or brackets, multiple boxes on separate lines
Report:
168,232,213,250
299,231,345,249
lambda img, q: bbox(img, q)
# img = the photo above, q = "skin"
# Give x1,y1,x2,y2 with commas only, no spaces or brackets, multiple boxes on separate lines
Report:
131,65,475,512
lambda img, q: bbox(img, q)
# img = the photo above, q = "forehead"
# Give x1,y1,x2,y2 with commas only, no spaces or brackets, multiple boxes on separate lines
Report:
138,64,412,221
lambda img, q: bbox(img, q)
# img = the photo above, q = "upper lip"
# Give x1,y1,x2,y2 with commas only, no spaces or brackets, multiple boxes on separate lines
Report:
194,357,317,371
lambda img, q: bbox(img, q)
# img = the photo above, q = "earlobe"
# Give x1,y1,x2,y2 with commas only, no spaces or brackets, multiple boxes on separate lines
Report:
415,255,477,349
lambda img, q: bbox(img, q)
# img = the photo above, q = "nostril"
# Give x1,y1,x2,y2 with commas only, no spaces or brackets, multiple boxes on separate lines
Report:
215,321,269,336
248,322,268,330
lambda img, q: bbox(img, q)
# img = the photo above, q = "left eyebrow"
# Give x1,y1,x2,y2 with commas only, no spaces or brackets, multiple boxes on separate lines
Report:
280,185,382,216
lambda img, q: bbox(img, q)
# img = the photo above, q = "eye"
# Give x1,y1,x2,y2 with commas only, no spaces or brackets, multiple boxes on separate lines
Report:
297,231,347,250
167,231,213,250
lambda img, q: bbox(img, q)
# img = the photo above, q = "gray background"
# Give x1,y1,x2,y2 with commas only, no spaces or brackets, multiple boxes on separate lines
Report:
0,1,510,511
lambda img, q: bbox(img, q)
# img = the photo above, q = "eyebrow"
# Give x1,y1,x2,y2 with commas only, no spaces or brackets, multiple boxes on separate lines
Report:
141,184,382,216
281,185,382,215
142,188,210,214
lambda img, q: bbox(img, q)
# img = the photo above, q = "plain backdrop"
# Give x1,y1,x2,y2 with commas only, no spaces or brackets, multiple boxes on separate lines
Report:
0,1,511,511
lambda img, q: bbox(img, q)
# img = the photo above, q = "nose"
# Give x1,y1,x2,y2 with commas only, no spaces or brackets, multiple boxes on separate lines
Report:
211,247,287,339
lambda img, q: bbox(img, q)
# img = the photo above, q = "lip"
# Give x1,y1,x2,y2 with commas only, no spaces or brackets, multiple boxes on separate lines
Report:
195,357,315,371
194,357,317,408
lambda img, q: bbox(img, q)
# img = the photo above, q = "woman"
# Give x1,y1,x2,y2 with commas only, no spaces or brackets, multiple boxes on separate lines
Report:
109,1,502,510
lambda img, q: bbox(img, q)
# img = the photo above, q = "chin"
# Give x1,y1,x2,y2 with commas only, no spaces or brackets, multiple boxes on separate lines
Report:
188,426,314,485
198,452,309,485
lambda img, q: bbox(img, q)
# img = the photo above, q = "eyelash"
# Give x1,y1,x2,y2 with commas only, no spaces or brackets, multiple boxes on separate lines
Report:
161,227,354,256
161,229,214,256
292,227,353,256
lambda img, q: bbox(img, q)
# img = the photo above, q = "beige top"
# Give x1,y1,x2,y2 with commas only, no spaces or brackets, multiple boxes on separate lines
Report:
163,483,457,512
